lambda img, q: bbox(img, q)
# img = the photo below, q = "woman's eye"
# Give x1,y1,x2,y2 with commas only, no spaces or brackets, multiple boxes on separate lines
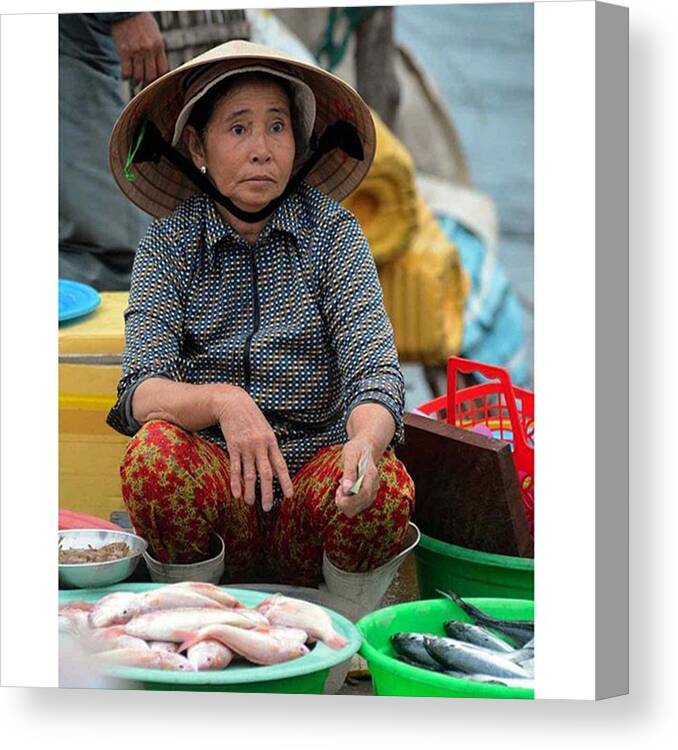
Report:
231,125,245,136
271,122,285,133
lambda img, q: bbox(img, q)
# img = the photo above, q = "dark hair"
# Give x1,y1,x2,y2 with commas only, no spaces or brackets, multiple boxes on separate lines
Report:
186,71,307,159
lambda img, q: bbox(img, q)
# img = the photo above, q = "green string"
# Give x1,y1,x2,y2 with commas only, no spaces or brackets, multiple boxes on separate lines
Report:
315,7,379,71
123,118,148,183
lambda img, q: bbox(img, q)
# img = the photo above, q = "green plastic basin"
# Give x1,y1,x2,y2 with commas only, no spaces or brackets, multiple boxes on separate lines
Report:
358,597,534,699
59,583,362,693
414,532,534,600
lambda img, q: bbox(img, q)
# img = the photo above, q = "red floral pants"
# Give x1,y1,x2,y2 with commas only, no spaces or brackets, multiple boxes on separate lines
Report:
120,420,415,586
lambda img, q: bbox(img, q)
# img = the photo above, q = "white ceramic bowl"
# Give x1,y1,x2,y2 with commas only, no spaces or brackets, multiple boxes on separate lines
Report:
59,529,147,589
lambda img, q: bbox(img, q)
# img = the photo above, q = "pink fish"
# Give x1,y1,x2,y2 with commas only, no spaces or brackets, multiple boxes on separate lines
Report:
187,640,234,671
96,648,195,672
257,594,348,650
148,641,180,654
59,601,94,613
81,626,149,653
89,587,226,628
266,626,309,649
124,607,267,642
178,624,310,666
59,609,93,636
89,592,146,627
167,582,242,609
141,588,227,612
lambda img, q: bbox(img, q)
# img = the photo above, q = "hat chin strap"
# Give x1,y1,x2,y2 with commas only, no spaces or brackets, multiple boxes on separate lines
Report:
129,119,364,223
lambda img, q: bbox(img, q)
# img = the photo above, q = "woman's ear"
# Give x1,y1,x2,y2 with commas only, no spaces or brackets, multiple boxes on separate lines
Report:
183,125,206,169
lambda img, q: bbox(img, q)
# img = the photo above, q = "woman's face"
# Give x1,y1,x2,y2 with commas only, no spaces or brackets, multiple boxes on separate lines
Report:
186,78,296,213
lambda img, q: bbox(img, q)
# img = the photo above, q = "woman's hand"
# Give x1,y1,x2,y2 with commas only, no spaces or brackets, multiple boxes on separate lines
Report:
335,403,395,517
335,438,380,518
212,385,294,512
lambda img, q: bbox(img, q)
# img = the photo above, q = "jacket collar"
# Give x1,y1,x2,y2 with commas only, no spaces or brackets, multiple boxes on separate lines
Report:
203,186,310,259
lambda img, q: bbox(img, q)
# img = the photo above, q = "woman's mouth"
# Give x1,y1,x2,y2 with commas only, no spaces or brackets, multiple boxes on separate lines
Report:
242,176,275,183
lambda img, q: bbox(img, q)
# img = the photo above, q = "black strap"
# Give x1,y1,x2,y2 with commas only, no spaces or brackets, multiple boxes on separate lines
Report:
129,118,364,223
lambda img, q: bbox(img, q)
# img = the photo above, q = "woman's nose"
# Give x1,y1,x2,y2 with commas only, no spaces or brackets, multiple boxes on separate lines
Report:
250,131,272,163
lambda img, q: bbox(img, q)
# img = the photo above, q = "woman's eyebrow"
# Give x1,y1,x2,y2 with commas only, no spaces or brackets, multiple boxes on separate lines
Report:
224,108,251,121
223,106,290,122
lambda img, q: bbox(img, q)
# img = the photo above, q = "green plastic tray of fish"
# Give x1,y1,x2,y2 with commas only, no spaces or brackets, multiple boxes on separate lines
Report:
59,583,362,692
357,596,534,699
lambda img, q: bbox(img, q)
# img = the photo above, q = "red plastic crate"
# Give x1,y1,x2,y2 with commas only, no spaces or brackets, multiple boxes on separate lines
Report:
416,356,534,531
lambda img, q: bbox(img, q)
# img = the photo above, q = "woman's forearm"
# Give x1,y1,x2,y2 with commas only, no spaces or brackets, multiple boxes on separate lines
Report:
132,378,238,432
346,402,396,461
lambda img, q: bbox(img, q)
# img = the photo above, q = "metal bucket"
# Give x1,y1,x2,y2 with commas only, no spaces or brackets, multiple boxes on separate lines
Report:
143,533,225,584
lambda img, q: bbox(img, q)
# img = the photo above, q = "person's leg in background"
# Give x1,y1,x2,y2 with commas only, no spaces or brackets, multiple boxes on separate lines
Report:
59,15,150,291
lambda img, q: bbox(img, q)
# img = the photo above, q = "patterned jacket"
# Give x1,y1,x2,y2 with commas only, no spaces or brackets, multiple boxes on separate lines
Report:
107,182,405,503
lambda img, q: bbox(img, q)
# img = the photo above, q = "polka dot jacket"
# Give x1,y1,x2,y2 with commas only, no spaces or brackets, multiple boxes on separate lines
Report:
106,182,406,507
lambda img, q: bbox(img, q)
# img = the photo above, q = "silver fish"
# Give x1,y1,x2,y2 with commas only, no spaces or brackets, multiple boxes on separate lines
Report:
391,633,445,671
437,590,534,647
461,674,534,690
424,636,531,679
443,621,516,653
507,645,534,664
518,657,534,676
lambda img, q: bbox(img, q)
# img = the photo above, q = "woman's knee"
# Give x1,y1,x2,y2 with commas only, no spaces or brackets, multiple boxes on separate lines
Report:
122,419,192,467
376,450,415,515
120,420,197,507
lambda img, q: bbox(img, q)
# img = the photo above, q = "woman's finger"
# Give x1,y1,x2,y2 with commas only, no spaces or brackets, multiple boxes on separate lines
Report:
335,490,367,518
256,450,274,512
242,453,257,506
335,463,379,517
228,448,242,500
341,443,360,485
334,488,354,517
269,445,294,499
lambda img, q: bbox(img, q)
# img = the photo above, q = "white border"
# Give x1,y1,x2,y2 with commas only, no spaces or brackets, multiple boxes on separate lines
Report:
533,0,597,699
1,12,59,689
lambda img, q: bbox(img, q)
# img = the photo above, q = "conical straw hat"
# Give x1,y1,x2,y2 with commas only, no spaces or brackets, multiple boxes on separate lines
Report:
109,39,376,219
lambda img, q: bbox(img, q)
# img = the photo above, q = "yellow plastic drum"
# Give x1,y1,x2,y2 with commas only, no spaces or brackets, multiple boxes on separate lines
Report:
342,110,418,266
59,292,129,520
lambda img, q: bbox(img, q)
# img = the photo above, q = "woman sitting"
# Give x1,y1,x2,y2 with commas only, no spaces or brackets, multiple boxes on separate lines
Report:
106,40,417,616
